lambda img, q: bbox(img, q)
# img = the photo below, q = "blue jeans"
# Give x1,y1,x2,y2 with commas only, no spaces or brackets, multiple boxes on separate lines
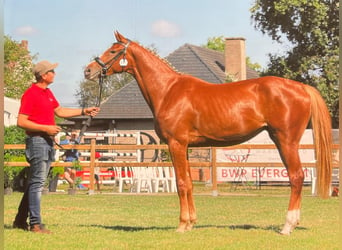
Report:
14,136,55,226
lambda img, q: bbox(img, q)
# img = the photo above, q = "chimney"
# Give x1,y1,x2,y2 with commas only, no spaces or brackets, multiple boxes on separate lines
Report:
224,37,246,81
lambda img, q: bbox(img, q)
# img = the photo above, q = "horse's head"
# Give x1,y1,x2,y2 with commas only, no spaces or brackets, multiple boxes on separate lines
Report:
84,31,132,80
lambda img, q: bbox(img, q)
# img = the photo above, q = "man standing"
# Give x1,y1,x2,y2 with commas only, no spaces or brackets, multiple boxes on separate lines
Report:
13,60,100,233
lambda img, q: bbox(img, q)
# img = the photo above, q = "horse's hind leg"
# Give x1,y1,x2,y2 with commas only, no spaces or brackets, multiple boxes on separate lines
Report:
275,140,304,235
269,126,305,235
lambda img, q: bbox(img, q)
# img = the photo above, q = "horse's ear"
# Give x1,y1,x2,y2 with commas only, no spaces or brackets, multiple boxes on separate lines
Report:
114,31,126,42
114,31,120,41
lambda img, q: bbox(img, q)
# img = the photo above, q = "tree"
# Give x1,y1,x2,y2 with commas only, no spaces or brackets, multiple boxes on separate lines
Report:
4,126,26,156
250,0,339,127
205,36,226,51
74,41,155,107
4,36,36,99
75,73,133,107
203,36,262,73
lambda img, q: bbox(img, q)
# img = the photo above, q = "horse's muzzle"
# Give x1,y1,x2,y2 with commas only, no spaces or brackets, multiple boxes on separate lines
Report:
84,68,92,80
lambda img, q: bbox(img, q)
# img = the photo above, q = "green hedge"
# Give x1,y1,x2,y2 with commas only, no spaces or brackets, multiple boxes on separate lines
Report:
4,126,26,189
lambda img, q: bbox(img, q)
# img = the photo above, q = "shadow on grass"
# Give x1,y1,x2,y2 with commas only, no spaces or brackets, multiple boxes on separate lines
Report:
5,222,307,234
86,223,307,233
87,224,175,231
198,224,307,233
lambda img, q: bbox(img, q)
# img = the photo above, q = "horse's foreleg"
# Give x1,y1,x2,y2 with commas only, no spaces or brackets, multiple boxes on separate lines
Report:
168,140,196,232
278,145,304,235
185,164,196,231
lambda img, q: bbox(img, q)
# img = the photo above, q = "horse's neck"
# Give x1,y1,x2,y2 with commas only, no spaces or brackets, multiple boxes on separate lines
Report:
132,45,178,113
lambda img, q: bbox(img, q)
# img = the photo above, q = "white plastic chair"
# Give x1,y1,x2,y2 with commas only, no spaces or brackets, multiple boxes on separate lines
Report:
131,167,153,193
164,167,177,193
114,167,134,193
151,167,170,193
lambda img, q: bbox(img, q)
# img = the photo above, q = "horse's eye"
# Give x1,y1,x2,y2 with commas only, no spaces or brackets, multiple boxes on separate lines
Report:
110,50,116,54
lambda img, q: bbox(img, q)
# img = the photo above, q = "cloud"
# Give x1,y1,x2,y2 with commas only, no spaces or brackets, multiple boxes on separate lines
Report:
151,20,181,38
14,26,38,36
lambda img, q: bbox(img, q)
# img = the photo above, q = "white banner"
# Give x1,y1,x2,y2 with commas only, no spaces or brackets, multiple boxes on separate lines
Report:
217,167,312,182
216,130,315,182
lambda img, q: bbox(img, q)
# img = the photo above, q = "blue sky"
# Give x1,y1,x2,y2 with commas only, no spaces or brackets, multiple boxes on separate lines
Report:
4,0,285,106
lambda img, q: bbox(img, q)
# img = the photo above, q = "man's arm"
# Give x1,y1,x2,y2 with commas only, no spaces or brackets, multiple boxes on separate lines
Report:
17,114,61,136
54,106,100,118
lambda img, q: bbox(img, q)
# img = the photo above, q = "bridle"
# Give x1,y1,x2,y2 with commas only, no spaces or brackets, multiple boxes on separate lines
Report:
53,41,131,150
92,40,131,77
76,40,131,144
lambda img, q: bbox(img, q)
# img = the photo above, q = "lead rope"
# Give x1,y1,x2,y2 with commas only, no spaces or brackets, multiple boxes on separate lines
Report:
74,42,129,144
76,60,106,144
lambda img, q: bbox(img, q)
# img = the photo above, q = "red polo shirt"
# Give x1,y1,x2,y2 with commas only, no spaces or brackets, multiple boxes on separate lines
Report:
19,83,59,131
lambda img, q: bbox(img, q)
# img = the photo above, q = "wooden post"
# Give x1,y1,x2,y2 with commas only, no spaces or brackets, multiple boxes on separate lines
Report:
88,139,96,194
211,147,218,196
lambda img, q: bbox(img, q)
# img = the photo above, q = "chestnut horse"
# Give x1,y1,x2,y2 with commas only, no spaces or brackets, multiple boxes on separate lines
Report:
84,31,332,235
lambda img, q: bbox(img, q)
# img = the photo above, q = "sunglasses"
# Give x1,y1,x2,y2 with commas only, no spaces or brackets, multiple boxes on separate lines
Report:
46,69,55,74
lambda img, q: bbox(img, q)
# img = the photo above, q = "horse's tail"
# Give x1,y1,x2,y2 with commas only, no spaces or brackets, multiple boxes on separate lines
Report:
304,84,332,198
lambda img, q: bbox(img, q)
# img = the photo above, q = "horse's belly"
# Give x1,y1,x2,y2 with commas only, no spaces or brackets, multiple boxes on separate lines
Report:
188,124,266,146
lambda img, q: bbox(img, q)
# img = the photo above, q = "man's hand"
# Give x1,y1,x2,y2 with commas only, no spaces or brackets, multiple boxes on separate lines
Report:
45,125,62,136
84,107,100,117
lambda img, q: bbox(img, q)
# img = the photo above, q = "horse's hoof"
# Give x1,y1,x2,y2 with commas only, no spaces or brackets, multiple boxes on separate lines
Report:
185,222,194,231
279,230,291,236
280,224,295,235
176,223,187,233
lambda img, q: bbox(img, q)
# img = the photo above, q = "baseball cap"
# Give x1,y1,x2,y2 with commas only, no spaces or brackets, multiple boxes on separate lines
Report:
33,60,58,76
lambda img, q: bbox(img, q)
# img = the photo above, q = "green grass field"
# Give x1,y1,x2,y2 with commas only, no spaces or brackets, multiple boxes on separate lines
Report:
4,184,340,249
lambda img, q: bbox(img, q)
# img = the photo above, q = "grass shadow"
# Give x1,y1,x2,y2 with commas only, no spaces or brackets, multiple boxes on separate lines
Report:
86,223,307,233
196,224,273,231
4,224,13,230
5,221,308,234
198,224,308,233
86,224,175,232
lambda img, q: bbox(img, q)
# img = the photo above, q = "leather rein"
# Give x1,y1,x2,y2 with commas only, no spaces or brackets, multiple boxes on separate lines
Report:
76,40,131,144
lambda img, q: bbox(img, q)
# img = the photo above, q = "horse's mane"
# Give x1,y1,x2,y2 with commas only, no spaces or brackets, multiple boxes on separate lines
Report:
134,41,182,75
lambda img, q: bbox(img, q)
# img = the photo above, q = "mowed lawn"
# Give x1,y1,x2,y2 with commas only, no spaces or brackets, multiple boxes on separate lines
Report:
4,185,340,250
